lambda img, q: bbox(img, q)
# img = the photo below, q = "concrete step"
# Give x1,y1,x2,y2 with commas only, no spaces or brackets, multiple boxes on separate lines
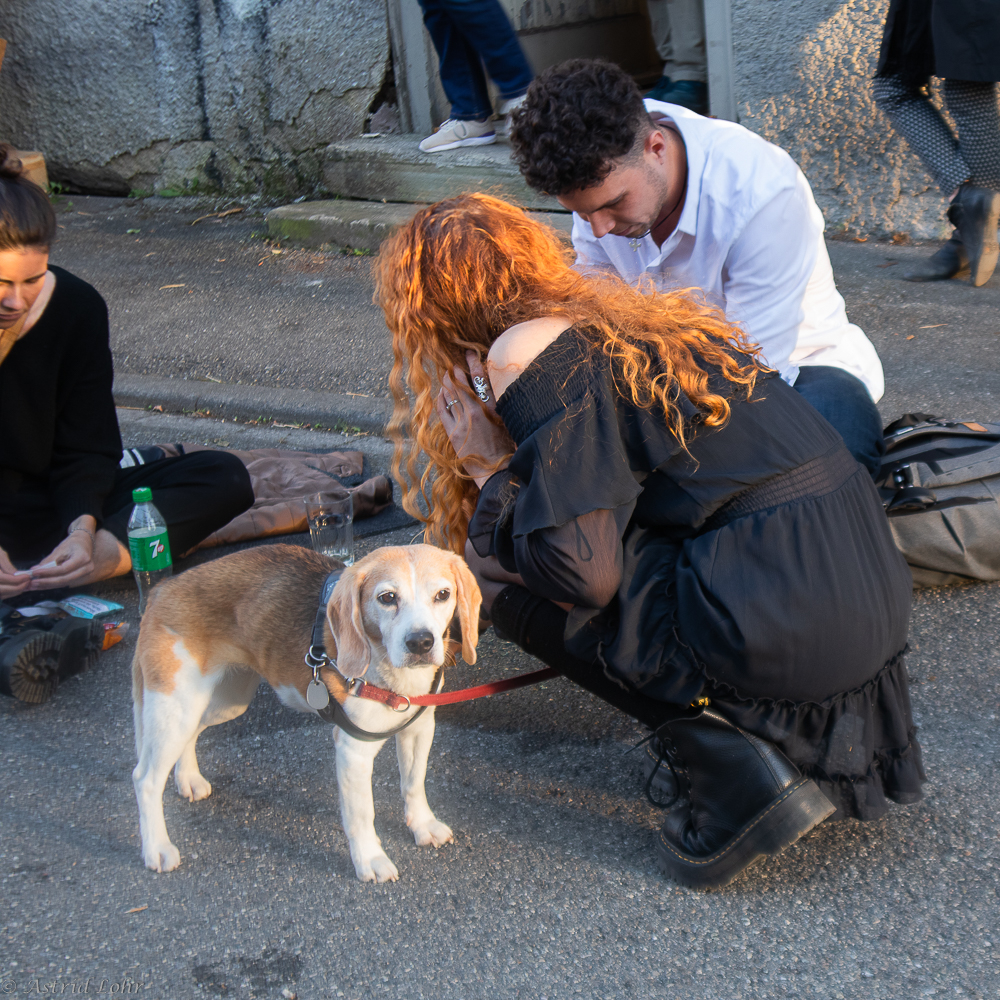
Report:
267,198,572,250
321,133,562,211
113,373,392,434
267,200,417,251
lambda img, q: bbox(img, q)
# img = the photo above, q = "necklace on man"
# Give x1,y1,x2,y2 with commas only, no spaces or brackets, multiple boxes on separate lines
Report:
630,165,686,251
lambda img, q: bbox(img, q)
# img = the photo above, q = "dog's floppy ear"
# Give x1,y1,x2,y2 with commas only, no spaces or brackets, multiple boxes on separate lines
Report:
449,552,482,665
327,565,371,677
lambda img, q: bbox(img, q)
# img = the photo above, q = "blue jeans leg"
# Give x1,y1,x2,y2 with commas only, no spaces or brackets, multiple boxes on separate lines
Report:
792,366,885,476
418,0,533,120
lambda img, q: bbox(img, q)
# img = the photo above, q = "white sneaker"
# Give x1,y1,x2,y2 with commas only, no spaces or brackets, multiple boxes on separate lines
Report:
418,118,496,153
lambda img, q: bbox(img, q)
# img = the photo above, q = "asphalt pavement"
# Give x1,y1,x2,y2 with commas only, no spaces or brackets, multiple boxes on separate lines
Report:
1,197,1000,999
50,196,390,398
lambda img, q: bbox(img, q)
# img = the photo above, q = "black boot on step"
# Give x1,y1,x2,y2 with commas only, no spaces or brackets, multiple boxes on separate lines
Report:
654,704,835,889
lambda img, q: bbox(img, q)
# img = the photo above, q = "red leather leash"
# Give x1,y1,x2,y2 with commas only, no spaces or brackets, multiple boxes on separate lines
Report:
307,571,561,735
412,666,561,704
345,666,562,712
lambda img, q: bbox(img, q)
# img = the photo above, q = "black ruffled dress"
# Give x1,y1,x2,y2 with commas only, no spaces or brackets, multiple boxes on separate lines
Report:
473,328,924,820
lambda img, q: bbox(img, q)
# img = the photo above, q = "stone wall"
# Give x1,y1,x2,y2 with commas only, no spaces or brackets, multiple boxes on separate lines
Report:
733,0,951,239
0,0,962,233
0,0,390,199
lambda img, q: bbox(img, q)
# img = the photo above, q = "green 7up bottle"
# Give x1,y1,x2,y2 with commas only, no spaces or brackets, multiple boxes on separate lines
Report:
127,487,173,614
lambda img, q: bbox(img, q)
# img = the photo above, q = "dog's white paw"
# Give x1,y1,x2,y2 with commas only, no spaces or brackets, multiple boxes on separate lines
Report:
143,840,181,873
174,771,212,802
410,819,453,849
354,852,400,883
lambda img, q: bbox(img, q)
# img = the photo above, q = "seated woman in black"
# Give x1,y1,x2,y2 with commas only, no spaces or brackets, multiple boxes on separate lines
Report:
0,146,253,607
374,193,922,889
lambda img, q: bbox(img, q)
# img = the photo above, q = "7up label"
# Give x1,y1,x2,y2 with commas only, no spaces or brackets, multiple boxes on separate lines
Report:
128,528,173,572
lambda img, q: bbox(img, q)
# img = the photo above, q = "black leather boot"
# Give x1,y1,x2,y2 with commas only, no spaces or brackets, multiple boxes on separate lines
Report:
654,704,835,888
48,615,105,680
0,604,63,704
902,233,967,281
952,183,1000,287
642,735,684,808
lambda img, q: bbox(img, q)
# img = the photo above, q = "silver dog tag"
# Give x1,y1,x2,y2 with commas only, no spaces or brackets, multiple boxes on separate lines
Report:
306,679,330,710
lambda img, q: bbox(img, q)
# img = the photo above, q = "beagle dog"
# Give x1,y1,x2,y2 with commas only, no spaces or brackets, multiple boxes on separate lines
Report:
131,543,481,882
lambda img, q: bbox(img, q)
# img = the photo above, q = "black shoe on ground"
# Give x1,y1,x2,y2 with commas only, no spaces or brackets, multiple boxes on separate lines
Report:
49,616,105,680
902,232,968,281
952,183,1000,287
18,612,104,681
653,704,835,889
0,605,63,704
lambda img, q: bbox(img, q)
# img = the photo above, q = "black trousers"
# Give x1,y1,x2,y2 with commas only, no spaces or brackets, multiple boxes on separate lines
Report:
491,584,669,728
2,452,254,566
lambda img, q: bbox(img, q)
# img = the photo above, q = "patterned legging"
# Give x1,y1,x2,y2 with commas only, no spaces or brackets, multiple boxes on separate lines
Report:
873,75,1000,195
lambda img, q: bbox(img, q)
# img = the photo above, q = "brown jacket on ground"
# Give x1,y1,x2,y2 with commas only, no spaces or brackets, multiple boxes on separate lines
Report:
156,445,392,549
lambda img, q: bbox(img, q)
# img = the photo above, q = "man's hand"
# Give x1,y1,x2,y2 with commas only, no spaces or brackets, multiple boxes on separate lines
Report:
0,546,31,599
26,518,97,590
436,350,512,488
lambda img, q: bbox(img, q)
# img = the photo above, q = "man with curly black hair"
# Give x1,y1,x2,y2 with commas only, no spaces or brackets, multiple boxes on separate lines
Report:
510,59,887,476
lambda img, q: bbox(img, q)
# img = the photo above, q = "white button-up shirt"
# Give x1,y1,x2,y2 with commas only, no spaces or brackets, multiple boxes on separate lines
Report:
571,100,884,401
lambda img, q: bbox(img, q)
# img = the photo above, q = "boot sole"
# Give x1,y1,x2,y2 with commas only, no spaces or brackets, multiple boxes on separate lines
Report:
902,265,966,282
0,631,63,704
655,778,835,889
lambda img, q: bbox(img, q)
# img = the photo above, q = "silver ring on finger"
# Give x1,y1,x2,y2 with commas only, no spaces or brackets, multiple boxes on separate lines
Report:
445,398,458,410
472,375,491,403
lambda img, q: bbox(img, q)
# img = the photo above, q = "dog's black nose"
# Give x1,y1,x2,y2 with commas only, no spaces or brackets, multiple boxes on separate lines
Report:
405,630,435,654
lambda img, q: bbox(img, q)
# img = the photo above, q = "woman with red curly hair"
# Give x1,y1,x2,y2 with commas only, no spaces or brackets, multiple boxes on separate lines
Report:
374,193,921,889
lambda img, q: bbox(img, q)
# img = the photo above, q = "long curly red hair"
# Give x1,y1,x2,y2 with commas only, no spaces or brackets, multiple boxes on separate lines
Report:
373,193,764,554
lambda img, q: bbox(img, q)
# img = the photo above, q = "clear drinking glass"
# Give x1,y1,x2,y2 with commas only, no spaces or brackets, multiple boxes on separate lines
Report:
305,490,354,565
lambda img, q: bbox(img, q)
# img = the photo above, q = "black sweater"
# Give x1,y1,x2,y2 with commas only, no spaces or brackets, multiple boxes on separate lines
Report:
0,265,122,531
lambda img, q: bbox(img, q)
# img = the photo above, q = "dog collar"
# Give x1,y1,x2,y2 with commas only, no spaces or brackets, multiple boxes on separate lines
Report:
304,569,344,709
308,569,344,662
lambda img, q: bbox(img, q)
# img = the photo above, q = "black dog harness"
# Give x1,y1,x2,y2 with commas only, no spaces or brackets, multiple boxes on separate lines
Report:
304,570,443,743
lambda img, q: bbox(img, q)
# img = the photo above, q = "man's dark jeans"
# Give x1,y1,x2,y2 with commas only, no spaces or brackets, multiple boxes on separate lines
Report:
417,0,533,121
792,365,885,476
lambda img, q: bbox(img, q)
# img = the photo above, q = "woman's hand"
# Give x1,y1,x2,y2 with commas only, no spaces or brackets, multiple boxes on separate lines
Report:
436,350,511,489
26,519,97,590
0,545,31,599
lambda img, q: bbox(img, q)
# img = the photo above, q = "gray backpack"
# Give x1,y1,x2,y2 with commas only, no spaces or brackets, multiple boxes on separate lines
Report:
876,414,1000,587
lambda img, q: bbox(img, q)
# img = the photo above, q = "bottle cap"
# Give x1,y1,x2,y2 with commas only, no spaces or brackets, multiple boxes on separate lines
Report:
132,487,153,503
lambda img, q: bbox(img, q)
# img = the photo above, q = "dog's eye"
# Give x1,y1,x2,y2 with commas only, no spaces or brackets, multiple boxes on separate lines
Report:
377,592,397,607
434,588,451,602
